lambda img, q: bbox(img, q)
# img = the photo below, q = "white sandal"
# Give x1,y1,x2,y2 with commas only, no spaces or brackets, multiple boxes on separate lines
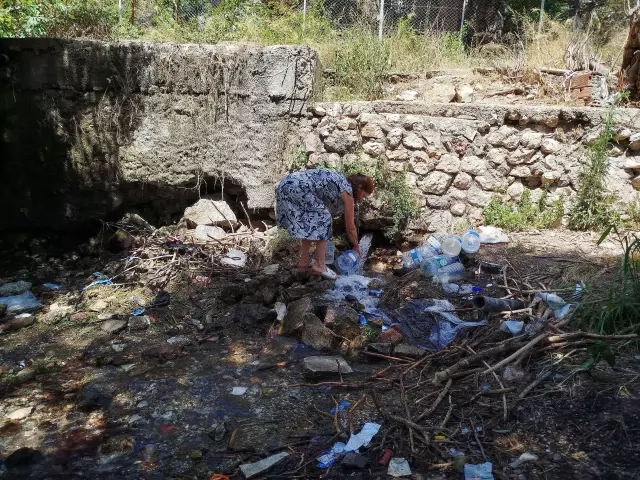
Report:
314,266,337,280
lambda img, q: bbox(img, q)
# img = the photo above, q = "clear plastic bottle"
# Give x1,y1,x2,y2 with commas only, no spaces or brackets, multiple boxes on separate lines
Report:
336,250,359,275
436,262,465,283
402,244,437,270
325,241,335,265
420,254,456,277
441,235,463,257
461,229,481,255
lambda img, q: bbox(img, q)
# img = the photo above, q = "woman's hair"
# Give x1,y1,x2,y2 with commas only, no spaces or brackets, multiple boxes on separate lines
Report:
347,174,375,199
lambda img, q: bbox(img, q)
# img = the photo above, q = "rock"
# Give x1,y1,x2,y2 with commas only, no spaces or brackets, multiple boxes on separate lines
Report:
15,367,36,384
502,365,526,383
453,172,473,190
623,158,640,169
232,304,276,329
325,131,358,154
540,138,561,154
368,343,393,354
79,384,112,410
324,305,361,339
436,154,461,174
183,198,237,228
486,148,507,166
220,283,245,303
70,311,89,322
431,83,457,103
419,171,452,194
90,299,108,312
194,225,226,242
1,315,36,333
409,151,437,175
507,148,536,166
282,286,315,302
255,281,279,306
487,125,518,147
117,212,155,233
450,202,467,216
475,172,508,192
359,113,385,124
167,335,193,347
337,118,357,130
506,180,525,200
542,171,561,186
0,303,6,318
128,315,151,330
0,281,32,297
262,264,280,275
629,132,640,151
609,146,624,157
461,155,488,176
6,406,33,420
0,291,42,315
362,141,384,156
402,132,425,150
387,128,404,149
633,175,640,190
282,297,313,335
301,314,338,350
39,306,71,325
240,452,290,478
427,195,450,209
5,447,44,470
312,106,327,117
102,319,127,334
553,453,562,462
455,84,474,103
520,131,543,149
396,90,419,101
361,123,385,139
394,344,427,358
510,166,531,178
467,184,493,207
341,452,369,468
303,355,353,374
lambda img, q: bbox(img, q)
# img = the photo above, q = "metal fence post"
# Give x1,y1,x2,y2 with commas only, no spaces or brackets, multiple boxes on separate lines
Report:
538,0,545,33
459,0,468,44
378,0,385,40
303,0,307,32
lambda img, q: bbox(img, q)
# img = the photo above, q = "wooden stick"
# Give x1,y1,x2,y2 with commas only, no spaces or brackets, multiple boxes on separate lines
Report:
483,319,569,375
517,369,552,400
416,379,452,422
439,395,453,429
434,344,524,384
362,351,413,363
472,419,487,460
401,378,416,454
467,346,509,422
539,67,569,75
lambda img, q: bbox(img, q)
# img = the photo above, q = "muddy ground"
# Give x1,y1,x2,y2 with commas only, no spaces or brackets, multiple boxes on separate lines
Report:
0,229,638,480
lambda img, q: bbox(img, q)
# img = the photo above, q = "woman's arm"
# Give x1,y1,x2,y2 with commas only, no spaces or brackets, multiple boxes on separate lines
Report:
341,191,361,256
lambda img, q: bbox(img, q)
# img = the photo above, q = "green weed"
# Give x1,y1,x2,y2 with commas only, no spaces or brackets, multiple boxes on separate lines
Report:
483,189,564,231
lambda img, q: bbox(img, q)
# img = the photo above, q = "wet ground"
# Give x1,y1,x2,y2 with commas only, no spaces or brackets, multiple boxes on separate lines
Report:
0,229,639,479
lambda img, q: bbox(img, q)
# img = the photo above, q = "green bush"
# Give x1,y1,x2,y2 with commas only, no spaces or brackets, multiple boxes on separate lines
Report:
483,189,564,231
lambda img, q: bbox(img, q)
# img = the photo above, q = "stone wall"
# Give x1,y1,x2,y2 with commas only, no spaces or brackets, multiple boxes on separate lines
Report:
298,102,640,233
0,38,318,231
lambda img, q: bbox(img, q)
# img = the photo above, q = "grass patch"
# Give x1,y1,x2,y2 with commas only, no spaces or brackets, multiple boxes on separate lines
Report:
483,189,564,231
568,109,619,231
576,227,640,334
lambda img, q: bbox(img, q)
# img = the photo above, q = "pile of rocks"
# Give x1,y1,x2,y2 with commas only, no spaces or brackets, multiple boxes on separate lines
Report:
298,103,640,233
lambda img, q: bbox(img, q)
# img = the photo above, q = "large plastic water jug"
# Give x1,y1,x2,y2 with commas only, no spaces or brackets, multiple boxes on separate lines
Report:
461,229,480,255
336,250,359,275
441,235,462,257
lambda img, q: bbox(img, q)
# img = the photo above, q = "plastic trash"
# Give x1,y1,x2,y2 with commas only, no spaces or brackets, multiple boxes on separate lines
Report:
509,452,539,468
194,275,211,284
378,449,393,466
500,320,524,335
231,387,248,396
0,291,42,314
388,458,412,477
443,283,460,295
473,296,525,313
461,229,481,254
478,226,509,244
131,307,146,316
83,273,114,291
359,313,367,325
344,422,381,452
329,400,351,414
450,448,466,457
436,262,465,283
464,461,494,479
536,292,572,319
336,250,359,275
402,244,438,270
311,241,335,265
42,283,62,291
221,249,247,268
149,291,170,308
443,284,482,296
441,235,463,257
420,254,456,277
317,442,346,468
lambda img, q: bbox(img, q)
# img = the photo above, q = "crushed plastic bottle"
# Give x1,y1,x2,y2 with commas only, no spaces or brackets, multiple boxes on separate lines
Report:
420,255,456,277
436,262,465,283
461,229,481,255
402,244,437,270
441,235,463,257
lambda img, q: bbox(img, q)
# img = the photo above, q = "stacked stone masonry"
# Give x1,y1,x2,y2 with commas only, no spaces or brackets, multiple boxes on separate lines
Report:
298,102,640,232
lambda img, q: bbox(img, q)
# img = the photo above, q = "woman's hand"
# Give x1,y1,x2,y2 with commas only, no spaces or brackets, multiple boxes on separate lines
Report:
354,245,363,257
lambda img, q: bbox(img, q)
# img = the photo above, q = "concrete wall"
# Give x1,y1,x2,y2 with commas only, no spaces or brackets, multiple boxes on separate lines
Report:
0,38,318,231
298,101,640,233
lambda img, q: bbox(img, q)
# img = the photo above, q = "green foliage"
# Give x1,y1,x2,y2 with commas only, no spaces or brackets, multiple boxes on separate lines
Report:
580,341,616,371
568,111,619,231
333,28,390,100
289,150,309,172
483,189,564,231
576,226,640,334
0,0,49,37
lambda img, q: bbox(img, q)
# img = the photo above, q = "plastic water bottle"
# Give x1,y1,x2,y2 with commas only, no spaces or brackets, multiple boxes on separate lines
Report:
402,244,437,269
461,229,481,255
436,262,465,283
441,235,462,257
420,254,456,277
336,250,359,275
325,241,335,265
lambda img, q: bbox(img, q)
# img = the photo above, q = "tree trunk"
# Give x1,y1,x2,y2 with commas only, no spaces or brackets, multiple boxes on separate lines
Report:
622,8,640,100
